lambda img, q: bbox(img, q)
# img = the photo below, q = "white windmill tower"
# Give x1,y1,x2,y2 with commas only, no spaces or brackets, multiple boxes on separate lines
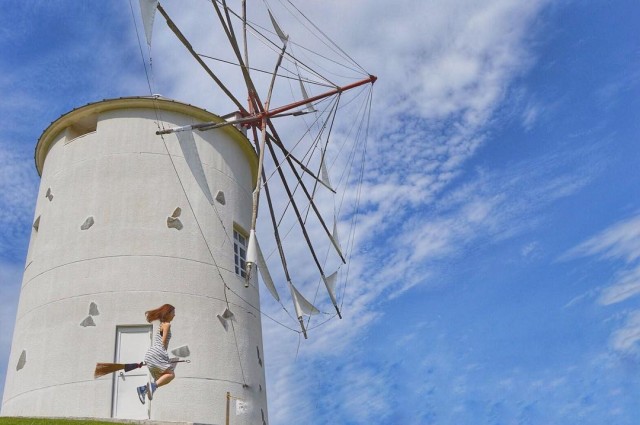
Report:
2,1,376,424
1,96,268,424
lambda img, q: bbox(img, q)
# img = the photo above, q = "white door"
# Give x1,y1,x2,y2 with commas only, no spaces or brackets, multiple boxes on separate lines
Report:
112,325,152,419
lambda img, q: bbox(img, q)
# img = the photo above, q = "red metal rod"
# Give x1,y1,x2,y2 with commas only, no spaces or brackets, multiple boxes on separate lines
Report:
242,75,376,124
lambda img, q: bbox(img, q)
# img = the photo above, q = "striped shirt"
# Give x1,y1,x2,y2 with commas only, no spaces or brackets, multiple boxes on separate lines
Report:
144,326,173,380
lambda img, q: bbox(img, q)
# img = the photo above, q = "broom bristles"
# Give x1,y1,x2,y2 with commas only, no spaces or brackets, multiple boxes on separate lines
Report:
94,363,125,378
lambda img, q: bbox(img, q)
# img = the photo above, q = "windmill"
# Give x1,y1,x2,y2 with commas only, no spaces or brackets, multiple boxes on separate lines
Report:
147,0,377,339
1,1,375,423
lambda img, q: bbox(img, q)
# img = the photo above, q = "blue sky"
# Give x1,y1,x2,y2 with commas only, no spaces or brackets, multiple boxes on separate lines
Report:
1,1,640,424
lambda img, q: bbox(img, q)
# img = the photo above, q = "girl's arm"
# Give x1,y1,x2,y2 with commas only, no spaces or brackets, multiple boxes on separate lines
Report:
161,322,171,349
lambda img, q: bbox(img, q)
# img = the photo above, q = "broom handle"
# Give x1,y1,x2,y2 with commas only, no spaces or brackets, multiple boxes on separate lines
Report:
141,359,191,365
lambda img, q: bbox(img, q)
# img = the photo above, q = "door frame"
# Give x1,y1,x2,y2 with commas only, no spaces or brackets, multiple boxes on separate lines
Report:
110,325,153,419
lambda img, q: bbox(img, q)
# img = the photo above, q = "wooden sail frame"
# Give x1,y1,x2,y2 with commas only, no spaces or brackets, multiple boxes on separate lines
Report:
152,0,376,338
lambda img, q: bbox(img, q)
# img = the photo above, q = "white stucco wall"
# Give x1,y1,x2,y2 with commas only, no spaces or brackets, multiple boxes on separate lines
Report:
1,97,268,425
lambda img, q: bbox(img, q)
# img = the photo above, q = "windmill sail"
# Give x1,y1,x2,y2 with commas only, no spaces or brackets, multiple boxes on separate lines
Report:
289,282,319,317
299,77,317,113
320,149,333,190
255,235,280,302
323,271,342,318
150,1,376,339
323,271,338,305
139,0,158,46
331,215,344,260
268,10,289,44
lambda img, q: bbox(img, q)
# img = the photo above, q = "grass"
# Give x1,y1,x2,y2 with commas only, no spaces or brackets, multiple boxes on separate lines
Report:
0,419,122,425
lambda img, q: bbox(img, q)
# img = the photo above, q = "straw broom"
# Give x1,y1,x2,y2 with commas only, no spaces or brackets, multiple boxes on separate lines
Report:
94,362,145,378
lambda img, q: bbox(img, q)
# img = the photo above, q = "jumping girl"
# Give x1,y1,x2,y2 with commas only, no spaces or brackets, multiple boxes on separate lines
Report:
137,304,176,404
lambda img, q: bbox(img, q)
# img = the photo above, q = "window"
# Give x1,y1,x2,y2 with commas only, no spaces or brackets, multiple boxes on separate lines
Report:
233,228,248,278
65,113,98,144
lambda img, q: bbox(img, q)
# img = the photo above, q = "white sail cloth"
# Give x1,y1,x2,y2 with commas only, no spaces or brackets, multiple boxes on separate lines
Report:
289,281,320,317
246,231,280,302
139,0,158,46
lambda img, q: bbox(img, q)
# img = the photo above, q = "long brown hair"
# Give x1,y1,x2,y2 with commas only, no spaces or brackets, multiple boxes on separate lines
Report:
145,304,175,323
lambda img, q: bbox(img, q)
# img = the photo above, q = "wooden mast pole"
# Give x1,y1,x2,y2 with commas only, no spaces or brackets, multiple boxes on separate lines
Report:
156,4,248,114
246,34,288,285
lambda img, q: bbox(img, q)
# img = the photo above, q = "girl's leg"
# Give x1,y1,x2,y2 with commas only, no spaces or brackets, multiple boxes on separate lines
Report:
156,370,175,387
147,369,174,400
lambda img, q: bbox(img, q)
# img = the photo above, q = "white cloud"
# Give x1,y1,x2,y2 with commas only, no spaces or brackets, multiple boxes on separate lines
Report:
610,311,640,357
568,214,640,264
521,241,540,258
0,144,38,260
338,365,393,422
566,213,640,305
565,213,640,360
599,268,640,305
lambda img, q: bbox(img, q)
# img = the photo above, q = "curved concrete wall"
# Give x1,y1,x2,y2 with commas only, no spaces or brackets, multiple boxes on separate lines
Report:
1,98,268,424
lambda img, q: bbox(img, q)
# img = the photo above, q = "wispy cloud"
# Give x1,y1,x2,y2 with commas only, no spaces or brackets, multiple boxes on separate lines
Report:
565,213,640,305
567,214,640,263
0,144,38,261
564,213,640,359
611,311,640,358
521,102,540,131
